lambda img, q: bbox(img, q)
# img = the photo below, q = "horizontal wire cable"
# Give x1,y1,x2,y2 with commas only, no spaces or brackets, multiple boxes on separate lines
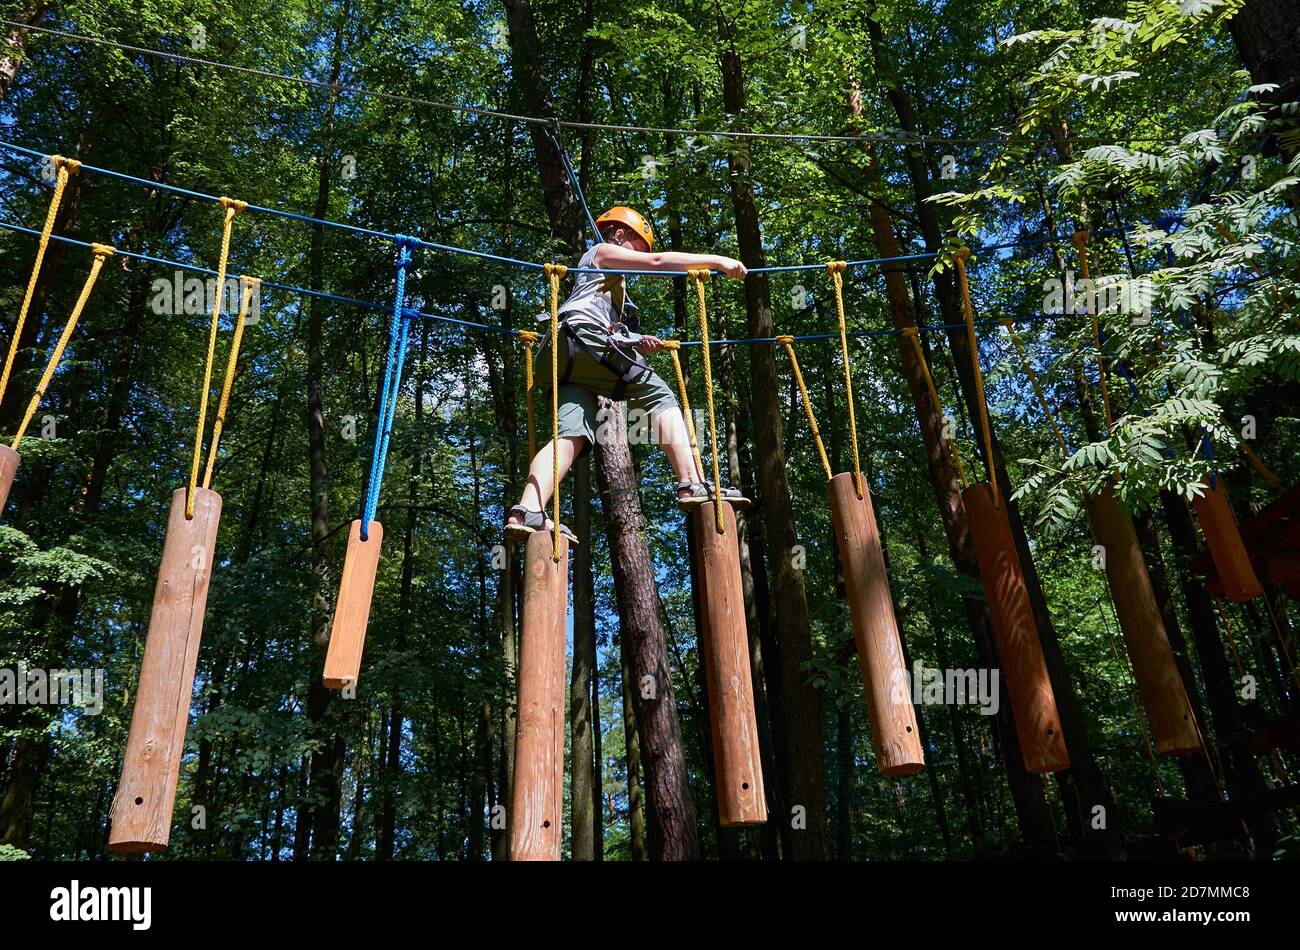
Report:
0,139,1175,276
0,216,1091,344
3,19,1190,149
0,216,516,334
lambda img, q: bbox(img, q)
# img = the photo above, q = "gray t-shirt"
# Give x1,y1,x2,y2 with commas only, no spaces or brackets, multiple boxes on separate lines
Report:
545,246,638,332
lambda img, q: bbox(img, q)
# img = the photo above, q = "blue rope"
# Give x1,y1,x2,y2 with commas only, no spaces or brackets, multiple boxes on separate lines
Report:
0,138,1181,277
361,237,416,539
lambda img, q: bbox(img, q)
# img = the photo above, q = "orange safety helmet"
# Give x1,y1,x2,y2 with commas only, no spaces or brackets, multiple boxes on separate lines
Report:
596,205,655,250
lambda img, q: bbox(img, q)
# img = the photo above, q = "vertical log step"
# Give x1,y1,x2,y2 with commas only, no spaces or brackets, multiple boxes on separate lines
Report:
692,503,767,827
509,530,569,860
962,483,1070,773
1191,477,1262,602
109,486,222,853
323,520,384,690
1085,484,1200,755
827,473,924,775
0,443,19,516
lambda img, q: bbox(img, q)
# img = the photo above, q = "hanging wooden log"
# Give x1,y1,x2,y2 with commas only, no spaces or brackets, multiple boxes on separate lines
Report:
0,444,18,515
509,529,569,860
1084,483,1200,754
827,472,924,775
691,502,767,826
1192,477,1263,601
108,486,222,852
323,520,384,689
961,483,1070,773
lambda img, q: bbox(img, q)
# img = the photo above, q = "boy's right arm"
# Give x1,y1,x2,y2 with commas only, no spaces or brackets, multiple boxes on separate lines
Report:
592,243,747,279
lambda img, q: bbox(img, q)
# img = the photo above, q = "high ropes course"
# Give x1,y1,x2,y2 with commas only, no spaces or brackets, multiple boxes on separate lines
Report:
0,119,1286,860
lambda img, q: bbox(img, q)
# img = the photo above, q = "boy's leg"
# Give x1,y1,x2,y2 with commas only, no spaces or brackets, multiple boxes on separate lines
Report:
507,379,597,528
651,405,703,486
514,435,588,516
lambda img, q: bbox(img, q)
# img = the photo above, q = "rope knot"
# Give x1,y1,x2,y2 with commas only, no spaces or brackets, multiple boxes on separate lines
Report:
218,197,248,215
775,334,795,346
1072,229,1091,251
544,262,568,280
517,329,539,344
953,247,972,266
90,243,115,258
686,267,710,282
825,260,847,275
51,155,81,174
394,235,417,268
899,326,918,337
240,275,261,289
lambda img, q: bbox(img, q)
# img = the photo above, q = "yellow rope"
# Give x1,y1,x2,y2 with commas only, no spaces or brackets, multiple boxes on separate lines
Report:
776,335,832,482
201,276,259,490
827,261,863,499
0,156,80,409
954,249,998,507
1073,230,1113,431
12,243,113,450
662,340,705,484
187,196,246,518
1213,599,1249,679
544,263,566,561
900,326,968,488
1000,318,1069,456
688,269,724,533
519,329,539,461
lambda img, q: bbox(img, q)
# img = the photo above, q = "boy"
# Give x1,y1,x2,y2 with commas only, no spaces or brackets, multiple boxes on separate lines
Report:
505,205,749,543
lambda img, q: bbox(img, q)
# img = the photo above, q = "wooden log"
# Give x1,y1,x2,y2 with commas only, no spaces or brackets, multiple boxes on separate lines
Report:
826,472,924,775
0,443,19,515
509,530,569,860
1260,553,1300,585
961,483,1070,773
1153,783,1300,843
1191,477,1262,601
109,486,222,853
691,502,767,826
323,520,384,690
1084,484,1200,755
1244,711,1300,756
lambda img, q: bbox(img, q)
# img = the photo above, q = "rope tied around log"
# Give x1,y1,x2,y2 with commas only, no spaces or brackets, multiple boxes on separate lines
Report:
661,338,706,486
13,242,115,449
186,197,247,518
954,248,998,507
201,276,260,491
827,260,864,498
776,334,833,482
543,262,567,560
0,155,81,411
688,268,724,533
518,328,539,460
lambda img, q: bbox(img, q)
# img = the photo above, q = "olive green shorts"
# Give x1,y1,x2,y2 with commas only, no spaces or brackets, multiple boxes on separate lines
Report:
535,322,679,450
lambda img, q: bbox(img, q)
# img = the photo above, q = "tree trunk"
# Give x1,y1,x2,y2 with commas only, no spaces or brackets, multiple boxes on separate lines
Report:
0,2,48,99
620,650,649,860
596,400,700,859
570,458,597,859
717,13,829,860
299,13,349,861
